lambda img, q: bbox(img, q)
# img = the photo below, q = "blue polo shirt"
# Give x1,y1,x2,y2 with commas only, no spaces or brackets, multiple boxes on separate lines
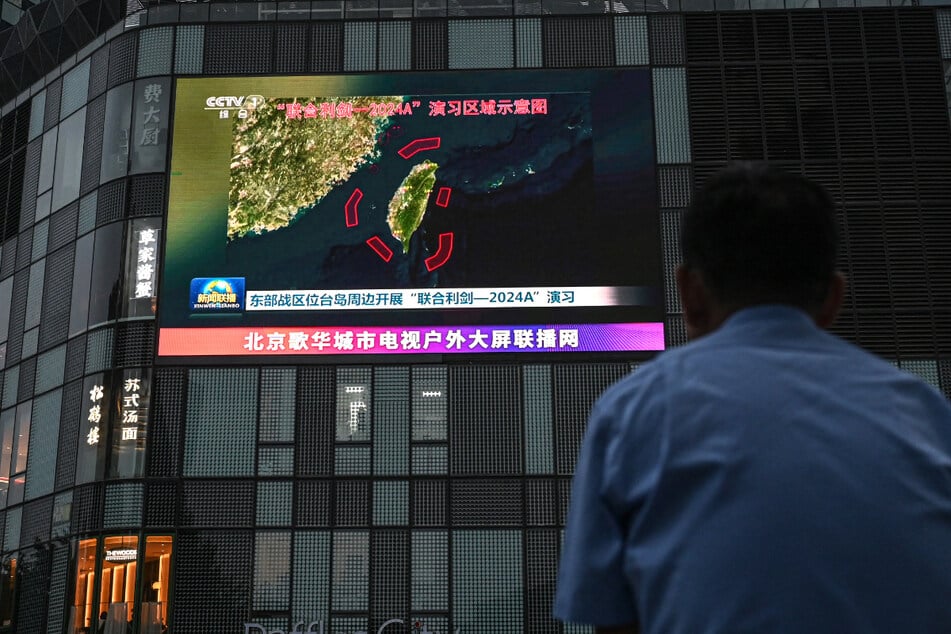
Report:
554,305,951,633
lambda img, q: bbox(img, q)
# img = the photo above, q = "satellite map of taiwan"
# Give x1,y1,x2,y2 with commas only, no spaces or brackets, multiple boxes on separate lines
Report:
224,90,606,290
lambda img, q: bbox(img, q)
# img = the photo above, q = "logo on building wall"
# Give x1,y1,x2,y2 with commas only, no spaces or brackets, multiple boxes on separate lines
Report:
244,619,460,634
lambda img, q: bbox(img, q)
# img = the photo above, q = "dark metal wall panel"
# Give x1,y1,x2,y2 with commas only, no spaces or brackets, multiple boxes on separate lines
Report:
127,173,166,216
275,23,311,74
542,15,614,67
450,479,523,526
147,367,185,478
113,321,155,366
54,379,81,491
172,531,254,634
413,19,447,70
684,8,951,357
107,33,138,89
449,365,522,476
649,14,684,65
552,363,630,475
204,23,274,74
296,366,335,476
370,530,408,633
180,480,255,527
312,21,344,72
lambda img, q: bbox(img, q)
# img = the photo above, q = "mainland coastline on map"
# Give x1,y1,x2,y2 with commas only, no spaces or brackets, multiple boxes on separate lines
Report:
228,95,403,240
387,161,439,253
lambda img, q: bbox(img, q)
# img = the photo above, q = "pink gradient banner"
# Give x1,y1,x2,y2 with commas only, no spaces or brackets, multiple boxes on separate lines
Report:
158,323,665,357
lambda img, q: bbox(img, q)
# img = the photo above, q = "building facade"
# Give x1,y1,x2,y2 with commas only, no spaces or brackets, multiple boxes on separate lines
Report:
0,0,950,632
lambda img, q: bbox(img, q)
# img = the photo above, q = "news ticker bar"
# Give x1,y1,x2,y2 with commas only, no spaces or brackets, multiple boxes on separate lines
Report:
243,286,647,311
158,322,666,356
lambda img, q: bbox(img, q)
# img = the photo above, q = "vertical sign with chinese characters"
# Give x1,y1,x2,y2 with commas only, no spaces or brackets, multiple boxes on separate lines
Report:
131,78,171,174
100,83,134,183
110,369,150,478
124,218,161,318
76,374,109,484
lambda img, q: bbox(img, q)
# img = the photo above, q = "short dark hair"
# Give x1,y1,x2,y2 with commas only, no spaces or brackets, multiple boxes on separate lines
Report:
680,162,838,310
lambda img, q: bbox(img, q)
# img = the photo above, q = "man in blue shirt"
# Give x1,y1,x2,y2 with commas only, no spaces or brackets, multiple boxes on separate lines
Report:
554,163,951,634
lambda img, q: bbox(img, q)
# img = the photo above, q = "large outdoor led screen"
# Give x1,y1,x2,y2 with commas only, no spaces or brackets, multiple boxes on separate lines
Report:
158,71,665,358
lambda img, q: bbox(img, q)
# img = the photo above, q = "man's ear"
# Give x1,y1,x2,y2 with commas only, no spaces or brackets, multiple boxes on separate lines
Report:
676,265,714,340
814,271,846,329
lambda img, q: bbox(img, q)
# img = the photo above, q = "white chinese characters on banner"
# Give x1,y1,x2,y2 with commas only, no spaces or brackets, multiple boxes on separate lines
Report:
140,83,162,146
86,384,105,446
120,376,145,443
132,228,159,300
242,327,581,354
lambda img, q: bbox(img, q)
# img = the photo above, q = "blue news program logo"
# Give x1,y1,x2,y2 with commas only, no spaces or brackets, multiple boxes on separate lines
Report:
190,277,245,311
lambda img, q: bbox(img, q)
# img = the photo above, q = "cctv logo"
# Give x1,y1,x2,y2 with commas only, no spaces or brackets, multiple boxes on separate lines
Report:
204,94,266,110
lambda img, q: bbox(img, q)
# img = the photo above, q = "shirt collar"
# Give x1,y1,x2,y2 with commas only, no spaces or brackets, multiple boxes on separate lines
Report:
717,304,820,339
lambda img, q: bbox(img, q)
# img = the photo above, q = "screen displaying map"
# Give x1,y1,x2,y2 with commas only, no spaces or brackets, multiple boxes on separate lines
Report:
158,70,665,358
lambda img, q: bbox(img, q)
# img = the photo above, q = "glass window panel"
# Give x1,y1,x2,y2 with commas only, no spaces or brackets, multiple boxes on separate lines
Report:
258,446,294,476
33,343,66,395
71,538,98,634
29,91,46,142
412,367,447,441
453,530,523,632
20,327,38,359
61,59,91,120
69,232,94,336
88,221,124,329
373,481,408,525
31,219,48,260
344,23,377,72
331,531,368,611
24,260,44,331
137,27,174,77
52,108,86,212
123,218,161,318
12,401,30,475
100,535,139,627
448,20,514,69
653,68,692,164
254,531,291,610
258,367,295,443
100,84,134,184
256,481,292,526
1,367,17,410
139,536,172,632
38,128,57,195
292,531,330,623
78,191,97,237
0,277,12,343
52,491,72,538
524,364,553,474
109,368,150,479
0,408,14,506
24,387,60,500
103,482,144,528
183,368,257,477
411,530,448,611
2,506,19,550
35,190,51,224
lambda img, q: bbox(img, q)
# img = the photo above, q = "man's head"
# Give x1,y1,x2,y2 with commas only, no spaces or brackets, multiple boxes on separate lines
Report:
677,162,845,339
